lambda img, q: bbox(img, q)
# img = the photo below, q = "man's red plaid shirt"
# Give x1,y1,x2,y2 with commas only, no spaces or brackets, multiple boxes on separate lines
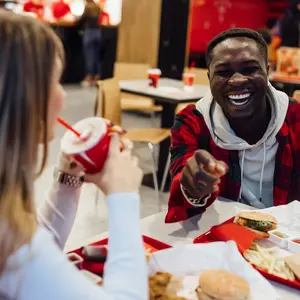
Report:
166,100,300,223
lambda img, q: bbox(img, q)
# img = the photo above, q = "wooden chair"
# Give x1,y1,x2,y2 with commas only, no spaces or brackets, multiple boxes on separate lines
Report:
96,78,170,209
293,90,300,102
114,62,162,121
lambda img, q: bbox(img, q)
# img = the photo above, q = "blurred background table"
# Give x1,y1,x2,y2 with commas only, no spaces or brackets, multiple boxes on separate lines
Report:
270,75,300,97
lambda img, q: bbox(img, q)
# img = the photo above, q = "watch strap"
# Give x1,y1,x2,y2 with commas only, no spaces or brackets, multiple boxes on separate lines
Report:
53,168,84,188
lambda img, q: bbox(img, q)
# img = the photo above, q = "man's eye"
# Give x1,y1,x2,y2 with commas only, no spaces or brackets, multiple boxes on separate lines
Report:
242,67,260,74
216,70,233,77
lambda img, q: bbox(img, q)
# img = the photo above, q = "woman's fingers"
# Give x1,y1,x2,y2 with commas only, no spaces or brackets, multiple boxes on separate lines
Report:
108,134,121,157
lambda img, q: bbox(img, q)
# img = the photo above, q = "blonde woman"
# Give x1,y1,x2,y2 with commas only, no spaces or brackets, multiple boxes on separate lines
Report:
0,10,147,300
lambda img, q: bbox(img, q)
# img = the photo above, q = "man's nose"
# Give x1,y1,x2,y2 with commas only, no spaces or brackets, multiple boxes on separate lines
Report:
228,72,248,86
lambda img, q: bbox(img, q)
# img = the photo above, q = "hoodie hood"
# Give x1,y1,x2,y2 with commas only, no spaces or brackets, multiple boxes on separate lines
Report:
196,82,289,151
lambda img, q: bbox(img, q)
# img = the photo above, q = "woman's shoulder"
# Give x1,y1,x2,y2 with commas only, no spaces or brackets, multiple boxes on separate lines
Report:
5,227,57,266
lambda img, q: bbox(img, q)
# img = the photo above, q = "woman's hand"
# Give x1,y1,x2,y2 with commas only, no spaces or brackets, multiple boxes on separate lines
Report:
84,134,142,195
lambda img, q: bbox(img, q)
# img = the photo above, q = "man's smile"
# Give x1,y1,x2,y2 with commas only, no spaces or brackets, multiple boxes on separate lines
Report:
226,90,253,107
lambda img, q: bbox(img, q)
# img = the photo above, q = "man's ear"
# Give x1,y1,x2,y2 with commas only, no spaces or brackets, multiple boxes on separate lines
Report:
207,70,210,80
266,63,270,76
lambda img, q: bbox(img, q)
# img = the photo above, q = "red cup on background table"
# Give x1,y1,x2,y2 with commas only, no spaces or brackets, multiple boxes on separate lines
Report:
148,68,161,88
61,117,125,174
183,72,196,91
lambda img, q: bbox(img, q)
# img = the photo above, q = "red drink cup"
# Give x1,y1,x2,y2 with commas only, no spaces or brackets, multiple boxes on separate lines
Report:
61,117,112,174
183,73,196,89
148,68,161,88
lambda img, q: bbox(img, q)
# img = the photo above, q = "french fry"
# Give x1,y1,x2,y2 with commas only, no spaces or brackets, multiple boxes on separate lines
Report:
244,243,296,281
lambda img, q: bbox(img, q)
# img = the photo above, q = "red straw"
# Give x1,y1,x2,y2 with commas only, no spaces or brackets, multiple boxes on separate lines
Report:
57,117,82,138
189,61,196,72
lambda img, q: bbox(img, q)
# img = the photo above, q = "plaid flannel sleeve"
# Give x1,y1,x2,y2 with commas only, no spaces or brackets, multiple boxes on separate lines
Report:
165,105,219,223
285,101,300,203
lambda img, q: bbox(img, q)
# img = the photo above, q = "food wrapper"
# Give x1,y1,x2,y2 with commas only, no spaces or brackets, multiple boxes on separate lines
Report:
148,241,279,300
210,223,264,253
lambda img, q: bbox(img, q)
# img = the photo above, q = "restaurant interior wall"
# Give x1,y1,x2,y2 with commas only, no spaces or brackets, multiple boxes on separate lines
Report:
188,0,288,67
116,0,162,67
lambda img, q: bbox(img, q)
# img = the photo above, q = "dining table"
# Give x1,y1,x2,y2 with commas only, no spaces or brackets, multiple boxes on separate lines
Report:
66,199,300,299
119,78,210,190
269,76,300,97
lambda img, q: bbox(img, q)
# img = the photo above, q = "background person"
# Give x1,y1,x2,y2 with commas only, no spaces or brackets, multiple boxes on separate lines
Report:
79,0,102,86
278,0,300,47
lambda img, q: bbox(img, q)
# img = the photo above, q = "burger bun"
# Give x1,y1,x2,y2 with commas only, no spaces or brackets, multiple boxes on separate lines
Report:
237,211,277,224
197,270,250,300
244,227,270,238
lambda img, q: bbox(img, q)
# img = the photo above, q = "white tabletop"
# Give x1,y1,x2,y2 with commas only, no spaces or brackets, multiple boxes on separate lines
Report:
66,200,300,299
119,78,210,103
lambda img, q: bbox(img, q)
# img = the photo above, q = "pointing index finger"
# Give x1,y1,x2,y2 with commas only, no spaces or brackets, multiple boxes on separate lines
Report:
195,150,216,170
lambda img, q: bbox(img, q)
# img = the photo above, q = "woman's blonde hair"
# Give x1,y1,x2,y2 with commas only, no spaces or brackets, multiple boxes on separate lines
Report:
0,10,63,273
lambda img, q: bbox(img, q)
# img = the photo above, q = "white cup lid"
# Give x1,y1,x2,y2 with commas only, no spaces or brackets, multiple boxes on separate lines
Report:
148,68,162,75
61,117,107,154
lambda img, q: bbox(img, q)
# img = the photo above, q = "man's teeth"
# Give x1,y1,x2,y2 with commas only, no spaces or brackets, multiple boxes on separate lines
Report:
228,93,251,106
228,93,251,100
230,99,248,106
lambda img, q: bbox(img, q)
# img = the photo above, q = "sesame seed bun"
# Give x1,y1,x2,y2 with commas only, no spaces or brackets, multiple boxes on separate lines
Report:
237,211,277,224
197,270,250,300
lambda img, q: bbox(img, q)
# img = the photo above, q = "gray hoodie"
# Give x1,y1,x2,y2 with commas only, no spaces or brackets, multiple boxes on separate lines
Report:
196,83,289,208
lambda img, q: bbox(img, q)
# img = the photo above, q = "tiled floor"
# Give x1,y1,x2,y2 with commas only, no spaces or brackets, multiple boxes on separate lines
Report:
34,85,170,249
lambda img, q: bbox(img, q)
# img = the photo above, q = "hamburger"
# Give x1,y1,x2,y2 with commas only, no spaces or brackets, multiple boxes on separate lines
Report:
236,211,277,238
196,270,250,300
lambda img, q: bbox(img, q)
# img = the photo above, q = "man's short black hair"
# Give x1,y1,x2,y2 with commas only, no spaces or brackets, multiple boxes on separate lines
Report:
205,28,268,68
256,28,272,45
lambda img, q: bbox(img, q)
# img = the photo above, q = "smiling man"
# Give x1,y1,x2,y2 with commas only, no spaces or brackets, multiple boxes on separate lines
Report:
166,28,300,223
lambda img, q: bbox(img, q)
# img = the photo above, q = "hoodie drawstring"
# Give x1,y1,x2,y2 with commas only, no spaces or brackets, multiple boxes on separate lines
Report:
239,150,246,201
259,142,266,202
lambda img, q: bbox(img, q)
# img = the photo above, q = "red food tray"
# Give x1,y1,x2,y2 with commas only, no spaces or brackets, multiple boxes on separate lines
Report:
194,218,300,291
68,235,171,275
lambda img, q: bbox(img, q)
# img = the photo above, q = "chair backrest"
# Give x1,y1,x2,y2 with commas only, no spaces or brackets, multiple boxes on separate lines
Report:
114,62,150,81
293,90,300,103
95,78,122,126
184,67,209,85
